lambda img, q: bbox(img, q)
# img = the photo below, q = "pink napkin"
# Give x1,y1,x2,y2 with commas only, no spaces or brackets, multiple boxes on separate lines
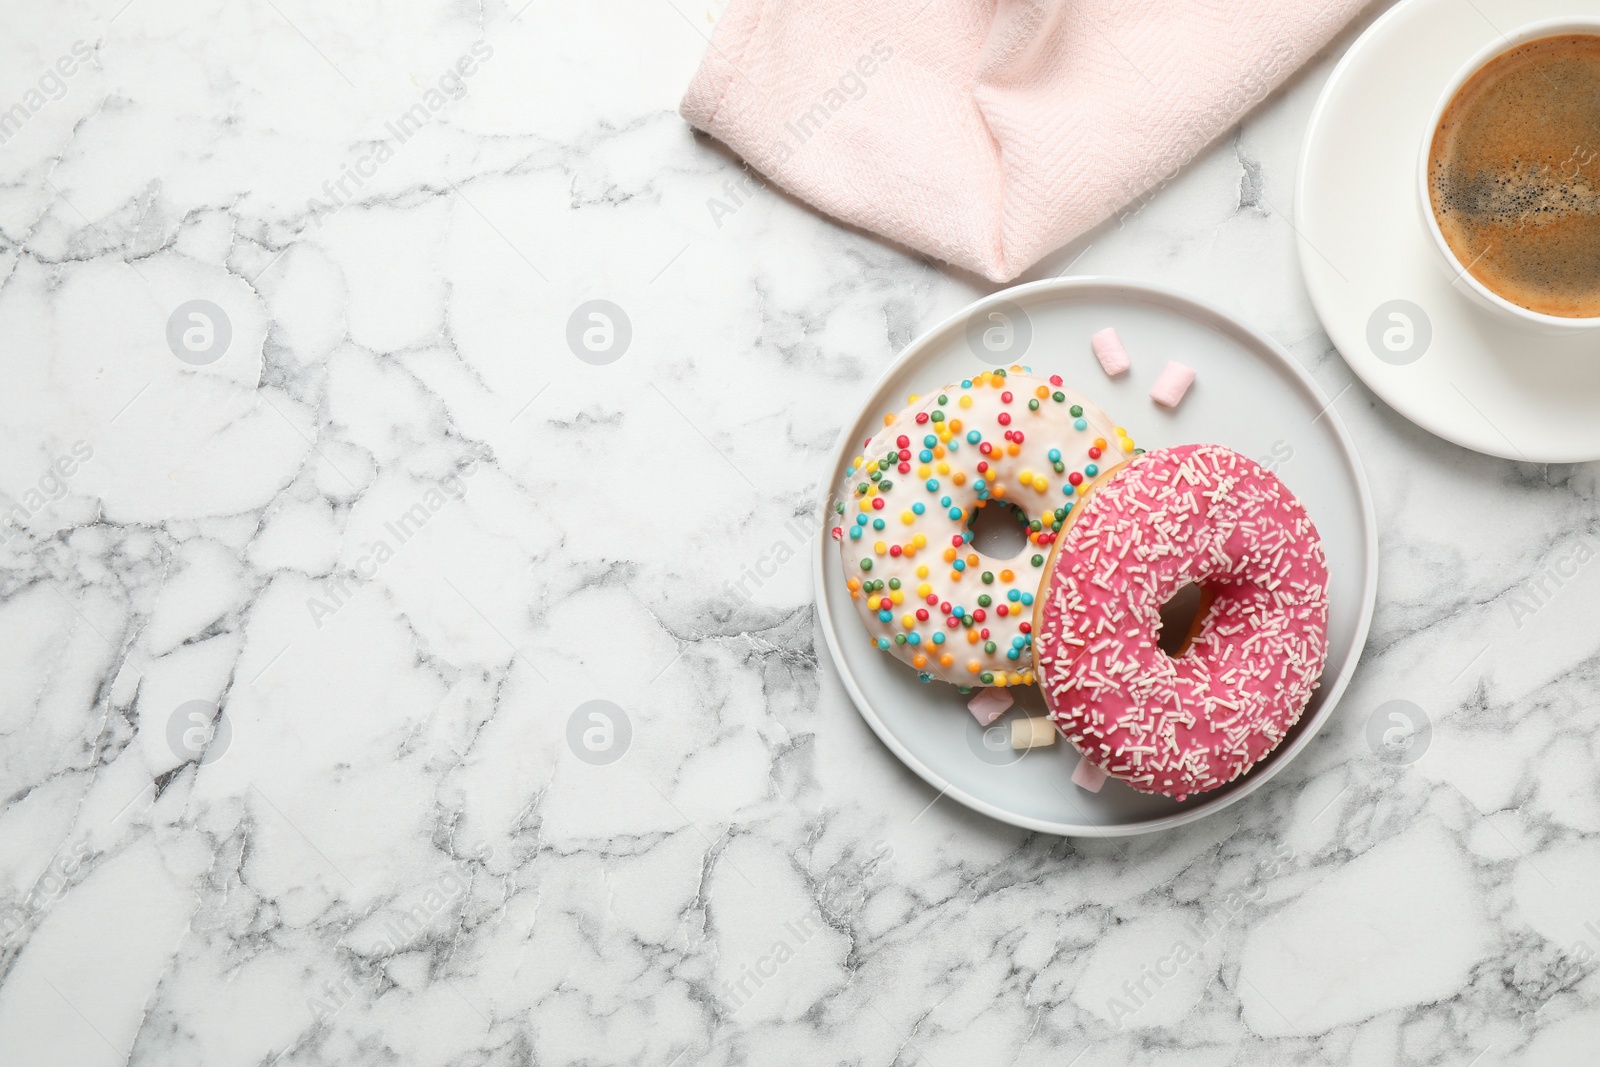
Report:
682,0,1369,282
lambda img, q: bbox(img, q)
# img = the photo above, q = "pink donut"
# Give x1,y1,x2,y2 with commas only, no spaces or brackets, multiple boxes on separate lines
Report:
1032,444,1330,800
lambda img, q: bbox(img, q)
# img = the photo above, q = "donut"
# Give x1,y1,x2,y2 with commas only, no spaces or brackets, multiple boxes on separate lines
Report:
832,365,1138,687
1031,444,1329,799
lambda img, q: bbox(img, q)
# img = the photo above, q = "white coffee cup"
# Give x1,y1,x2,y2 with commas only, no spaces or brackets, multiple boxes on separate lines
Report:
1417,17,1600,332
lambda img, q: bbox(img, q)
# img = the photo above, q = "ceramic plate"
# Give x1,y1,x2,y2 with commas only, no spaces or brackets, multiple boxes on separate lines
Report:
814,278,1377,836
1297,0,1600,463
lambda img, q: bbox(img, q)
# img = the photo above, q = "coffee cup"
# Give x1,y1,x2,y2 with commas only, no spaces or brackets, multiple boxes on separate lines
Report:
1418,18,1600,332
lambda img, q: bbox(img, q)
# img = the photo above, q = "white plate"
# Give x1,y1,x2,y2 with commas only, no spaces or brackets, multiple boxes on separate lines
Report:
814,278,1377,836
1296,0,1600,463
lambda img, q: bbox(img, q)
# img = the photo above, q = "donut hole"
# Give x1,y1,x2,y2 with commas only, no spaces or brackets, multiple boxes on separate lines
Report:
966,501,1032,560
1156,583,1214,658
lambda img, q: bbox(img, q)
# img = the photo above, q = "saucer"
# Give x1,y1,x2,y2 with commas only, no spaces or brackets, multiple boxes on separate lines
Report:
814,278,1377,836
1296,0,1600,463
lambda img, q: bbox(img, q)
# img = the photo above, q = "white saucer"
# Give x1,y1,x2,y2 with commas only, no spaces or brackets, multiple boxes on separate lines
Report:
814,278,1377,836
1296,0,1600,463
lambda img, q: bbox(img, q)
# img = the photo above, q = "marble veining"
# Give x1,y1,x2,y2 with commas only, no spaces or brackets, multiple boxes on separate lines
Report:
3,1,1600,1064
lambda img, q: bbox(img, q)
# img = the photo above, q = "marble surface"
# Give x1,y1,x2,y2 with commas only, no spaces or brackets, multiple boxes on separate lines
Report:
3,1,1600,1064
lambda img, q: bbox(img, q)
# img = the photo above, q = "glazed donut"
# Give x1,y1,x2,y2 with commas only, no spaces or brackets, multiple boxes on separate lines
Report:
832,365,1138,687
1032,444,1329,799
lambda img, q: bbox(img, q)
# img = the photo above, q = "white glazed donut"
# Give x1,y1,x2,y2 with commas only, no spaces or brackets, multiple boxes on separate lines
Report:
832,365,1138,687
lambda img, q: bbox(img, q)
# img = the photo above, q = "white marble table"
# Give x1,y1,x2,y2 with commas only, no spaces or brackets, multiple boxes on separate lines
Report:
4,1,1599,1063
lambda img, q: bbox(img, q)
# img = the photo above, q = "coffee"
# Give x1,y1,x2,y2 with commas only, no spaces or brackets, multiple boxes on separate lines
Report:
1427,33,1600,318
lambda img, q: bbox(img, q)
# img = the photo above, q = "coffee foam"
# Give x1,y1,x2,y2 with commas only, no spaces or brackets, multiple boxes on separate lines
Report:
1429,34,1600,318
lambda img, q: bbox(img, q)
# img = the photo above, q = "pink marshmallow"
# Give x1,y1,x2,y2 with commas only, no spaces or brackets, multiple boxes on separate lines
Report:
1090,327,1130,377
1149,360,1196,407
967,687,1014,725
1071,757,1109,792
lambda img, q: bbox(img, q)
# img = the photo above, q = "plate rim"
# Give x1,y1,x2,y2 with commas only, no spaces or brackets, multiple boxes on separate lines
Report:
813,275,1379,837
1293,0,1600,464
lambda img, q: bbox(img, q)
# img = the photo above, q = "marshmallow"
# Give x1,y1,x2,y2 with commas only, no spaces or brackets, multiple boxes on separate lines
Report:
1010,717,1057,750
1149,360,1196,407
1090,327,1131,376
1071,757,1109,792
967,687,1014,725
